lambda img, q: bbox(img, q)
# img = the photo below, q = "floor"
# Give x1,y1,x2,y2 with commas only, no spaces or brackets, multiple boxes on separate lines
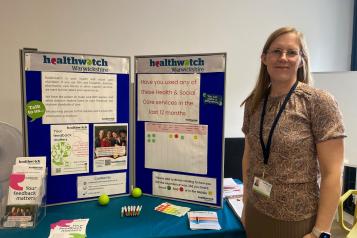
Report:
331,220,348,238
331,212,353,238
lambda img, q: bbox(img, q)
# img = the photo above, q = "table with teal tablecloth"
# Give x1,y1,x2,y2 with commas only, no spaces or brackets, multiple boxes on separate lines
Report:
0,194,245,238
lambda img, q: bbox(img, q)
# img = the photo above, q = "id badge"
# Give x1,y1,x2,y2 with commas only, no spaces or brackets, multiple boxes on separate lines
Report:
253,176,272,198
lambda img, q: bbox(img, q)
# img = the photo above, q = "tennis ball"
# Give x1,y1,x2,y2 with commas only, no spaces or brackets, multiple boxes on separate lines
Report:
131,187,142,198
98,194,110,206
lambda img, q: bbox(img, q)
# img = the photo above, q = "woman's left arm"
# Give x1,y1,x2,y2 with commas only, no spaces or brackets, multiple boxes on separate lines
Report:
304,138,344,238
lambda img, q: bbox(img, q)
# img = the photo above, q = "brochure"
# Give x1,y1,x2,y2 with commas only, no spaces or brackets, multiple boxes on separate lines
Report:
223,178,243,198
48,218,89,238
187,211,221,230
227,197,244,219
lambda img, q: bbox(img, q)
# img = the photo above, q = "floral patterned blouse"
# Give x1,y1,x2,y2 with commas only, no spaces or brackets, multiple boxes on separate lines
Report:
242,82,346,221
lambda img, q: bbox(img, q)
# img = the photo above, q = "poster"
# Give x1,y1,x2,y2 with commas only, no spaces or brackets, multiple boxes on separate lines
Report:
137,74,200,123
145,122,208,174
152,172,216,204
93,123,128,172
50,124,89,176
42,71,117,124
77,173,126,199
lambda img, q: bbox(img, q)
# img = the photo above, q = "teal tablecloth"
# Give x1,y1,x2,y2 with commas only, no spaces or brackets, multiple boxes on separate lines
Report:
0,194,245,238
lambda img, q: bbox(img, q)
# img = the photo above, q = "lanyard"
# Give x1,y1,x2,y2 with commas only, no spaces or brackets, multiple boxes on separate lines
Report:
259,81,298,165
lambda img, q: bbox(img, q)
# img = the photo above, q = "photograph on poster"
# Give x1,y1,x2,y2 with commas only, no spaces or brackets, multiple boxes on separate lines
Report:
42,71,117,124
93,123,128,172
145,122,208,174
50,124,89,176
137,74,200,123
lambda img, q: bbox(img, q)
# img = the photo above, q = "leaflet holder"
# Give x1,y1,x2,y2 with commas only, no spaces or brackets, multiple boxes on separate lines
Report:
0,169,47,229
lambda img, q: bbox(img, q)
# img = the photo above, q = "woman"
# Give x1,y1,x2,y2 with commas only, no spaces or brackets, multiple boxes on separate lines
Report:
241,27,345,238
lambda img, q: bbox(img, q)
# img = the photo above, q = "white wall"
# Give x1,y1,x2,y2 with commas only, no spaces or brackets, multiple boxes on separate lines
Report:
0,0,354,137
314,72,357,167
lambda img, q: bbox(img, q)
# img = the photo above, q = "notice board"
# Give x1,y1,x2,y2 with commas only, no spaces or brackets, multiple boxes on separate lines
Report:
21,50,131,204
135,53,226,207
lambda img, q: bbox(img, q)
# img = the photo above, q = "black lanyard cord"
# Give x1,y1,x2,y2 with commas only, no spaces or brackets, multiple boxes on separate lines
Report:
259,80,298,165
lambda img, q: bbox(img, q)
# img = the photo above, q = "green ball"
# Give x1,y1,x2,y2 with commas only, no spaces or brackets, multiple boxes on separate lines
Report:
98,194,110,206
131,187,142,198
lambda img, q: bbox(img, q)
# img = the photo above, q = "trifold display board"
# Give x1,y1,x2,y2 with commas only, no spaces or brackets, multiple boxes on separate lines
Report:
21,50,131,204
135,53,226,207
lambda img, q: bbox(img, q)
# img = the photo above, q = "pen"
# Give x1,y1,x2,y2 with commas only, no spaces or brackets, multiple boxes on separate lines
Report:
136,205,139,216
138,205,142,215
196,216,199,224
121,207,124,217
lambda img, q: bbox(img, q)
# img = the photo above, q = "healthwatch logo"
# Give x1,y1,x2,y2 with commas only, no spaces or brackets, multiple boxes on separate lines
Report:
43,55,108,67
149,58,205,73
149,58,204,67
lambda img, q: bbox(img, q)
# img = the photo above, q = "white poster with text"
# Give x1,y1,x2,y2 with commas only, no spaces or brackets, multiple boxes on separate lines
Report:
51,124,89,176
153,172,216,204
42,71,117,124
137,74,200,123
77,173,126,198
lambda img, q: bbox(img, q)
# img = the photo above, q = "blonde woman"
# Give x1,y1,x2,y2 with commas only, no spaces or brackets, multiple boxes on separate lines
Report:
241,27,345,238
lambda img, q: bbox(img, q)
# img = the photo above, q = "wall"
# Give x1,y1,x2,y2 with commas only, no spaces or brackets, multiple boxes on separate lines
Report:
0,0,354,136
313,71,357,167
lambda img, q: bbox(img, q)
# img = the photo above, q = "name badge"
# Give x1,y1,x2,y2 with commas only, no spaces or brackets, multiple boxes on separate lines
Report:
253,177,272,198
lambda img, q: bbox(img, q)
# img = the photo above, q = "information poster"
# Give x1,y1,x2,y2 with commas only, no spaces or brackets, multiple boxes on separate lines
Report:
42,72,117,124
50,124,89,176
77,173,126,199
135,54,226,207
153,172,216,204
137,74,200,123
93,123,128,172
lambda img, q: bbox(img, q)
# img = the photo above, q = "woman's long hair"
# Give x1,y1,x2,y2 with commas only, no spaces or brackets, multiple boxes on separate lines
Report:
241,27,312,113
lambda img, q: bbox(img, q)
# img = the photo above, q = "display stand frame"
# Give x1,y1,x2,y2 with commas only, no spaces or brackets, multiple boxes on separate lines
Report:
0,170,47,229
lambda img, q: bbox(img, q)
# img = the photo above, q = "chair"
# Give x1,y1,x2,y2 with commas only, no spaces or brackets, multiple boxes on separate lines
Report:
338,189,357,238
224,137,244,180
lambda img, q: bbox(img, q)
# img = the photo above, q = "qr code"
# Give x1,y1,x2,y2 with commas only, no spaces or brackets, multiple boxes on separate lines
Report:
56,168,61,173
105,160,111,166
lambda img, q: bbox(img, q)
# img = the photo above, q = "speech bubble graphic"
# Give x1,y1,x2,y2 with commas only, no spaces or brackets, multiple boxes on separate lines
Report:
26,100,46,122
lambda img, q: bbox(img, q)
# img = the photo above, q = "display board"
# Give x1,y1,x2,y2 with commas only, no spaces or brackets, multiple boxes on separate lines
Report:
21,50,131,204
135,53,226,207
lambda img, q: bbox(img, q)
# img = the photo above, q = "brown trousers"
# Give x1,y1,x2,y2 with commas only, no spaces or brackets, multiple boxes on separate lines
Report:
245,201,316,238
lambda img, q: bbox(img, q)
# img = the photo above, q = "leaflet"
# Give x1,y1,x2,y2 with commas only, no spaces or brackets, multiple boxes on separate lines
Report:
7,171,43,205
187,211,221,230
48,218,89,238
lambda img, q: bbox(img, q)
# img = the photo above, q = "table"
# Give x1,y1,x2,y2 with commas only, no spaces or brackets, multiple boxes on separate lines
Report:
0,195,246,238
